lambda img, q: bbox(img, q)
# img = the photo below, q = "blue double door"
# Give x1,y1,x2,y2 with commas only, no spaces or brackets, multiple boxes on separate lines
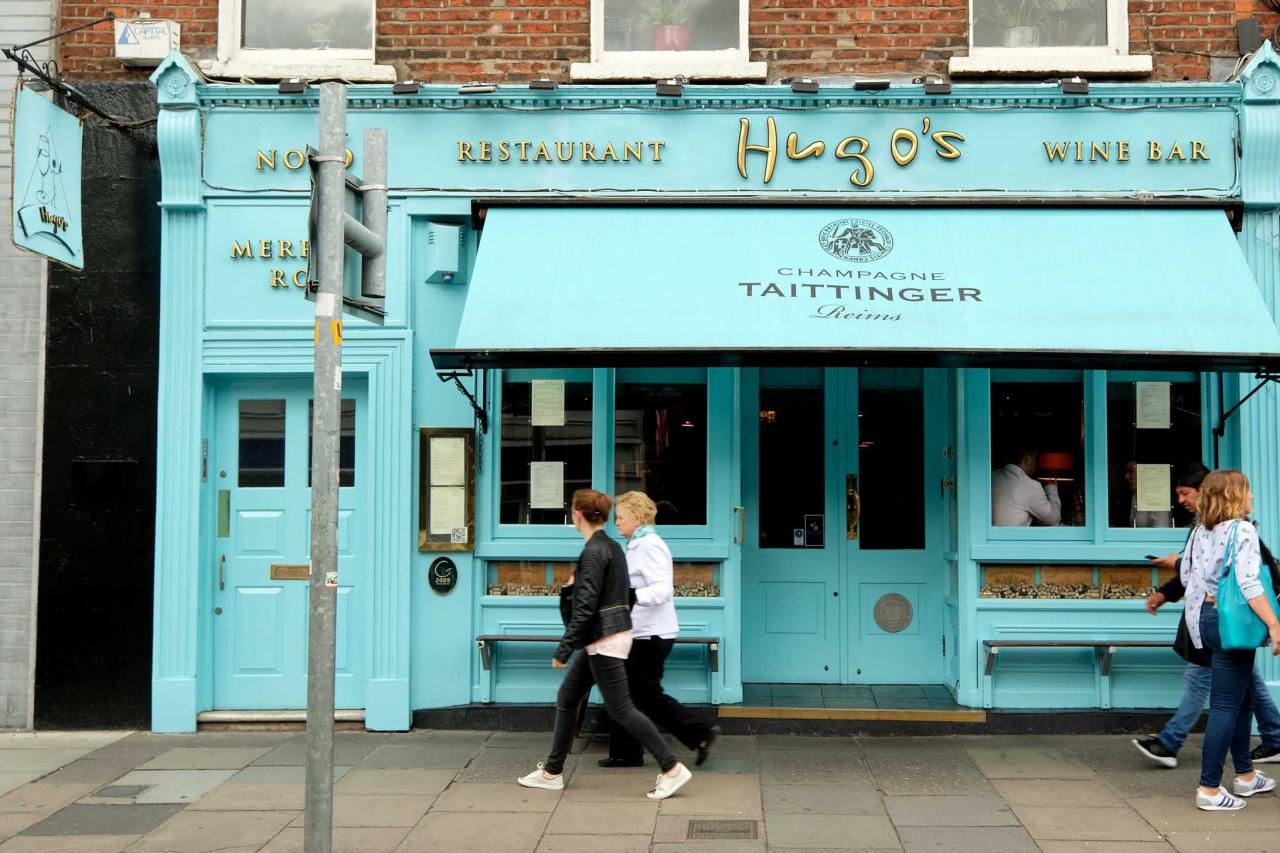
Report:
209,376,369,709
742,368,950,684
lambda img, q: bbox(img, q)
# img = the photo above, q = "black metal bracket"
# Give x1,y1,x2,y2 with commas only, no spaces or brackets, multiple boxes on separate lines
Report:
1214,371,1280,441
3,13,135,125
438,368,489,435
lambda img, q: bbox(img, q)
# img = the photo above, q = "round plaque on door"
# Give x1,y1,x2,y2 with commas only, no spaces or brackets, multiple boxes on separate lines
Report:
873,593,913,633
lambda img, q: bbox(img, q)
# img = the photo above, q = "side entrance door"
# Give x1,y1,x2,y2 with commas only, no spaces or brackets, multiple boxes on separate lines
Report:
210,376,368,709
741,367,947,685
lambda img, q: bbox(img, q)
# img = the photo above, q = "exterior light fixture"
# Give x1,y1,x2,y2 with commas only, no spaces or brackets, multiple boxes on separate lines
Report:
392,80,421,95
529,78,558,91
854,79,890,91
655,76,686,97
922,75,951,95
278,78,307,94
790,77,819,94
458,81,497,94
1059,76,1088,95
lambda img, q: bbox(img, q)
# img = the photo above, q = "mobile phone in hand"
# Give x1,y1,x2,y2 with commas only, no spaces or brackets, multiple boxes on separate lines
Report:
1144,554,1159,561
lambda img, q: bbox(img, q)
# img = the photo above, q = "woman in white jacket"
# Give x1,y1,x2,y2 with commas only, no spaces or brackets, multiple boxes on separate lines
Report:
598,491,720,769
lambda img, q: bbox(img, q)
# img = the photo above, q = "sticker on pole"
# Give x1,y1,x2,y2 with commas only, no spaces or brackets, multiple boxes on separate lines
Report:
325,571,338,588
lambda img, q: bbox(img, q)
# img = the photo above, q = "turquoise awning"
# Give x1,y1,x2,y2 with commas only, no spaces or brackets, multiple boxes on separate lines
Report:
431,207,1280,371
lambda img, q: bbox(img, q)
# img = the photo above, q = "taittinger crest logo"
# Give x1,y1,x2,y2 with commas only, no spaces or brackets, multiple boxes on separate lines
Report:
818,218,893,263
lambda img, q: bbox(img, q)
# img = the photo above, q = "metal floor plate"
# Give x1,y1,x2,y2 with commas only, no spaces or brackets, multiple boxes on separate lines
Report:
687,819,759,840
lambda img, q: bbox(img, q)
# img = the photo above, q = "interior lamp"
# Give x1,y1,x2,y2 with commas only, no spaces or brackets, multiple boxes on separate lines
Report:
1038,452,1075,483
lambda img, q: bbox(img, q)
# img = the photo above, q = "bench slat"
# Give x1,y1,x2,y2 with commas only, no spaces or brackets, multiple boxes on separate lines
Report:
475,635,719,672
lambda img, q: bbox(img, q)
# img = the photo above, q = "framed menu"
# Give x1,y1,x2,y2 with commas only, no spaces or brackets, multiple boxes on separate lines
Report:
419,427,476,552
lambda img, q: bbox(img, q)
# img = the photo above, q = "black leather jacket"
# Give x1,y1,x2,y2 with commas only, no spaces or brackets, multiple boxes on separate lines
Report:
554,529,634,663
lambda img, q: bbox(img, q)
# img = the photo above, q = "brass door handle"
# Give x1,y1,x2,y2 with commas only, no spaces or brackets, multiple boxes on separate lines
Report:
733,506,745,545
846,474,860,541
218,554,226,591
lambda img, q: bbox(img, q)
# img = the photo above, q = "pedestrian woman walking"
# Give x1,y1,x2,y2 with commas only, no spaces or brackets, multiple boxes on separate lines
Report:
518,489,693,800
599,491,720,769
1184,471,1280,811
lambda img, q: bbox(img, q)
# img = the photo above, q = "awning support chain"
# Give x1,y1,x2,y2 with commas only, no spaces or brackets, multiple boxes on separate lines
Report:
1213,371,1280,442
437,369,489,466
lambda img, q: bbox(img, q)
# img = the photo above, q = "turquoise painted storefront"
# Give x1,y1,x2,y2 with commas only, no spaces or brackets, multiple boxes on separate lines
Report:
148,49,1280,732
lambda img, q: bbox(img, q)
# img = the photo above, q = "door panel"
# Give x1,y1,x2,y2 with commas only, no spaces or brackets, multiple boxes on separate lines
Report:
212,377,368,709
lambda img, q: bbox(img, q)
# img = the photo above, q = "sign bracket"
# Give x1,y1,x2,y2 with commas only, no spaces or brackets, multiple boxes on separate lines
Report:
3,13,135,125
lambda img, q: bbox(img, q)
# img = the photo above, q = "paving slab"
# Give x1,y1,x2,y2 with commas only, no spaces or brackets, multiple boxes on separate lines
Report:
259,826,410,853
127,809,295,852
757,735,863,752
1162,829,1280,853
896,826,1039,853
652,813,765,843
1127,794,1280,830
991,778,1128,808
758,751,873,786
544,800,658,835
0,835,141,852
285,795,432,828
458,749,574,783
78,769,237,805
0,734,128,752
185,782,303,811
862,747,995,796
0,783,98,816
763,783,886,816
135,748,269,771
335,767,454,797
394,811,548,853
883,794,1019,827
653,844,765,853
483,732,554,749
0,752,93,775
33,761,139,788
560,772,655,803
18,805,185,838
253,734,385,767
1011,805,1163,841
0,814,40,843
765,813,901,849
360,743,481,770
1038,843,1176,853
228,764,351,784
965,747,1099,780
431,782,560,813
0,778,36,800
655,772,762,817
536,835,651,853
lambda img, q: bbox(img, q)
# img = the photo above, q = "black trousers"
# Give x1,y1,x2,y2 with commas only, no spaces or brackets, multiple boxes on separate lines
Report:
545,650,676,776
608,636,710,762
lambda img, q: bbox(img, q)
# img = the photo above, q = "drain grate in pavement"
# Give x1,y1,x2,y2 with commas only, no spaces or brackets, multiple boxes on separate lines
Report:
93,785,150,799
687,819,758,840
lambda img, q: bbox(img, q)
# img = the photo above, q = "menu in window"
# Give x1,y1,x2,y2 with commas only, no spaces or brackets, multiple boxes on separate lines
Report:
1136,463,1172,512
1135,382,1171,429
529,461,564,509
429,437,466,486
429,486,467,536
531,380,566,427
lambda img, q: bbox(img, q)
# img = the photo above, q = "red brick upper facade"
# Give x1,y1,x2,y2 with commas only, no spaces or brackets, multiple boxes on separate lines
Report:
58,1,1280,83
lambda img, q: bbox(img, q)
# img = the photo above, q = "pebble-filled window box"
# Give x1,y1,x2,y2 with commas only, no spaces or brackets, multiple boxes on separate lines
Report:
979,564,1175,599
487,560,721,597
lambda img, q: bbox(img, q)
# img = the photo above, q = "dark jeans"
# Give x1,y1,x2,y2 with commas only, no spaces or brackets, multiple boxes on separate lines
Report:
609,637,711,762
1199,605,1257,788
545,651,676,776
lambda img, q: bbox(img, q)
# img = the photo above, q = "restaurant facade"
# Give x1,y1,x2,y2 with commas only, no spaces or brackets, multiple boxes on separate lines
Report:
148,47,1280,732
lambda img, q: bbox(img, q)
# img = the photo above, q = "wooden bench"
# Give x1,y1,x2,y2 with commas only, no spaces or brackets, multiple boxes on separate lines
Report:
982,639,1171,709
476,634,719,673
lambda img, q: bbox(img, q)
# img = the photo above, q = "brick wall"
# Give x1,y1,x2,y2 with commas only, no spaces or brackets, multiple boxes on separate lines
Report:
0,0,52,730
56,1,1280,83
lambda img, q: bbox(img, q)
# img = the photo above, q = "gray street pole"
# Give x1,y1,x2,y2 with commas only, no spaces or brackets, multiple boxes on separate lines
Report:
305,81,346,853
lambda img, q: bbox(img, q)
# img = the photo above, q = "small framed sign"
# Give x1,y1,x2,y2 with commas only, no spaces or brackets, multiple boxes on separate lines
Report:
428,557,459,595
419,427,476,552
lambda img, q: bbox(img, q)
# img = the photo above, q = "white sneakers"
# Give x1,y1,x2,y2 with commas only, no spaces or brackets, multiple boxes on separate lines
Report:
1234,770,1277,798
516,762,564,791
646,763,693,800
1196,772,1275,811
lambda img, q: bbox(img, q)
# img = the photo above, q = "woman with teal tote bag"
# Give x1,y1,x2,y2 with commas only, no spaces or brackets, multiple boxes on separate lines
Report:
1181,471,1280,811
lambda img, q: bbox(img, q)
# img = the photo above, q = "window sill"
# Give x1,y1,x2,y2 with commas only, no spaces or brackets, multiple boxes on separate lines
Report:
198,59,397,83
948,52,1152,77
570,59,767,82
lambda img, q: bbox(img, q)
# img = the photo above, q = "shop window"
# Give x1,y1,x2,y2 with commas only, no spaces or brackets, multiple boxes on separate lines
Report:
238,399,285,487
1106,376,1203,529
500,376,593,525
307,399,356,488
990,374,1086,528
573,0,764,81
218,0,375,65
954,0,1150,76
758,377,825,549
859,370,925,550
614,370,708,526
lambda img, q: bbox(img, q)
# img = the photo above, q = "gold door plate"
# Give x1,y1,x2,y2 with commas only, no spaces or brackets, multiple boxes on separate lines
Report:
270,564,311,581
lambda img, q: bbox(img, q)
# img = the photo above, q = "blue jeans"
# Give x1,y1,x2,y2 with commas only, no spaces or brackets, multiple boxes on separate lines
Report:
1159,662,1280,753
1199,606,1257,788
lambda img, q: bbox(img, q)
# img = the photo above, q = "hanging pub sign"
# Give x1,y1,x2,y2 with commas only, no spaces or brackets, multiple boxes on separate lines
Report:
11,85,83,269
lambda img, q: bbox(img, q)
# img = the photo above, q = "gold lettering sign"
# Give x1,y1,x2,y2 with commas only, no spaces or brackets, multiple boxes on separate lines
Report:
228,238,309,289
256,148,355,171
455,139,666,163
1042,139,1209,163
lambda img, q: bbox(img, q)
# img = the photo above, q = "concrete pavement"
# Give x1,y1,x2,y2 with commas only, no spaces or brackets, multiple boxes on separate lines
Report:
0,728,1275,851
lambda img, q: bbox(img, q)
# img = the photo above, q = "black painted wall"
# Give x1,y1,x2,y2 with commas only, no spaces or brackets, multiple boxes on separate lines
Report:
35,82,160,728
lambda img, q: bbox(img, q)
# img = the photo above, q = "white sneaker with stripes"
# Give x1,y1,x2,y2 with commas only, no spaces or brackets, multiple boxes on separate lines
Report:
1196,788,1246,811
1233,771,1277,798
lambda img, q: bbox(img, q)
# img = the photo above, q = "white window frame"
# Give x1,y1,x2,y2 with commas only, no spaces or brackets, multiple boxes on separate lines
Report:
215,0,377,68
950,0,1151,76
571,0,766,82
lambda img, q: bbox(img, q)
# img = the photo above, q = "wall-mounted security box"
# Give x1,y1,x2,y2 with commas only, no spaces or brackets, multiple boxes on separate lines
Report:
114,16,180,67
422,222,465,284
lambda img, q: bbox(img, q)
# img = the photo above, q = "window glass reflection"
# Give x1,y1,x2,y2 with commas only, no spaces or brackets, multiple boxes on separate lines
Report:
971,0,1107,48
758,384,824,548
614,376,707,525
242,0,373,50
239,399,286,487
500,379,593,525
602,0,740,52
1106,378,1203,528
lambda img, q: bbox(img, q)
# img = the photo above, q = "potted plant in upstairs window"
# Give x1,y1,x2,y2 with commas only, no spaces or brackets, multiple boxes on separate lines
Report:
976,0,1050,48
643,0,692,51
308,17,336,49
1043,0,1104,47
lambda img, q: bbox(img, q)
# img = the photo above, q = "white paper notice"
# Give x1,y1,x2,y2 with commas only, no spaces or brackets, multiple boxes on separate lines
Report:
531,380,566,427
1135,382,1171,429
529,461,564,509
430,437,466,486
1136,463,1171,512
430,486,467,535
